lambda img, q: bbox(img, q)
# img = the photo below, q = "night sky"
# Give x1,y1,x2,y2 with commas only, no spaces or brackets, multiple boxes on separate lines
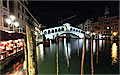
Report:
28,1,119,27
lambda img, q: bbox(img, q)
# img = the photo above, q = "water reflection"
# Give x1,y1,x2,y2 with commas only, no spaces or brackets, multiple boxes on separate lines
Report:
39,44,44,60
99,40,102,49
86,39,89,51
93,40,96,54
1,55,24,75
111,43,118,64
64,38,71,59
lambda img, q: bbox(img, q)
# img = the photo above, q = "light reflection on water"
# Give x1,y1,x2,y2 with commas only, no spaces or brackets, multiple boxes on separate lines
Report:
39,44,44,60
111,43,118,64
2,39,119,74
93,40,96,54
64,38,71,59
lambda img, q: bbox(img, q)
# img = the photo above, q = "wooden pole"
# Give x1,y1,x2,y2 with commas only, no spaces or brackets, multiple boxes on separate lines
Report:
26,25,35,75
81,34,85,75
23,36,28,75
91,35,94,75
56,37,59,75
96,36,99,64
66,39,70,69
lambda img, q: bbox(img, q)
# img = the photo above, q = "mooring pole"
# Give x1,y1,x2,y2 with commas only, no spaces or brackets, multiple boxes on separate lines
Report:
91,35,94,75
56,37,59,75
81,34,85,75
66,39,70,69
26,25,35,75
23,36,28,75
96,35,99,64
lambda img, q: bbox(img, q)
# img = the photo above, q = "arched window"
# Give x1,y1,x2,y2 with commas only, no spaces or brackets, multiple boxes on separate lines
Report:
55,29,57,32
58,28,61,32
62,27,64,31
48,30,51,34
79,30,81,33
73,29,75,31
52,29,54,33
76,30,78,32
44,31,47,35
70,28,72,31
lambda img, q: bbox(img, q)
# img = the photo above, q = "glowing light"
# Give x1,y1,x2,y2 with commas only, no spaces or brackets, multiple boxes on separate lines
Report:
9,40,13,42
10,15,16,21
99,34,102,38
64,38,71,59
86,31,90,34
93,40,96,53
112,32,118,36
15,40,19,43
111,43,118,64
1,41,7,44
39,44,44,60
13,22,19,27
18,39,22,41
99,40,102,50
92,32,96,35
5,19,12,25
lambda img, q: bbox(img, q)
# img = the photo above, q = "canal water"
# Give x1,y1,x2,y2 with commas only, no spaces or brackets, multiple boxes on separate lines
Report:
37,38,119,74
1,38,119,74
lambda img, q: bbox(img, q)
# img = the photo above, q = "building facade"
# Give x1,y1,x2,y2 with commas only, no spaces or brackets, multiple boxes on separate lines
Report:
9,0,28,32
76,23,84,30
0,0,10,31
91,16,119,37
0,0,29,32
84,19,92,32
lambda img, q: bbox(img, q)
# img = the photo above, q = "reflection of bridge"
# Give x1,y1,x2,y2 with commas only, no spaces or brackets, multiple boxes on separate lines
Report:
43,23,84,40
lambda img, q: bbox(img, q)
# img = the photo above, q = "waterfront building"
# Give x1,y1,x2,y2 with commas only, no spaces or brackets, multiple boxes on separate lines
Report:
0,0,10,31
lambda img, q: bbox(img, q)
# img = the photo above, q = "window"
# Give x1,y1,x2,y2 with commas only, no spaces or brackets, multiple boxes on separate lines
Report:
48,30,50,34
76,30,78,32
52,30,54,33
25,18,27,22
3,15,8,27
22,16,24,21
23,24,25,32
18,3,20,10
62,27,64,31
4,20,8,27
44,31,47,35
73,29,75,31
3,0,7,8
55,29,57,32
58,28,61,32
22,7,24,13
18,13,20,18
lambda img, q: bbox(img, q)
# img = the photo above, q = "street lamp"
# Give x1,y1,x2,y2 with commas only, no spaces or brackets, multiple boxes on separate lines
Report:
5,15,19,32
112,32,118,36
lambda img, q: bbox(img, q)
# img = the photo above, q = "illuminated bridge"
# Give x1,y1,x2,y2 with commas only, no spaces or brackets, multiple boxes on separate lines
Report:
43,23,84,40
